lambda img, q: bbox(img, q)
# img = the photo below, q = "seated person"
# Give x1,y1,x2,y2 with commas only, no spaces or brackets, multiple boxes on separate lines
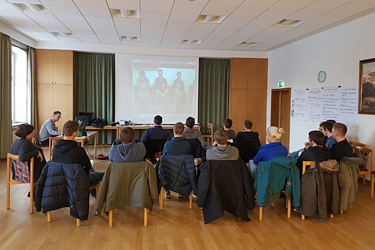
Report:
233,120,261,163
249,126,288,177
319,121,336,149
206,129,239,161
182,116,206,149
10,124,46,181
39,111,62,145
223,118,236,140
141,115,171,143
52,120,104,195
163,122,190,155
109,127,146,163
297,130,330,172
330,122,353,161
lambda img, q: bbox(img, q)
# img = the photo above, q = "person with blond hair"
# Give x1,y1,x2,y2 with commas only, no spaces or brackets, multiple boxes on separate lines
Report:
249,126,288,177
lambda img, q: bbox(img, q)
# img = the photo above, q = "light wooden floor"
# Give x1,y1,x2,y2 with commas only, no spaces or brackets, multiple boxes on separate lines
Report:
1,146,375,250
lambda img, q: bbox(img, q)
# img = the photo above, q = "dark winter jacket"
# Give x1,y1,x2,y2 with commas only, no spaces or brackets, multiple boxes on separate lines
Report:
52,139,92,174
297,146,330,173
155,155,197,197
35,161,90,220
197,160,255,224
339,157,362,211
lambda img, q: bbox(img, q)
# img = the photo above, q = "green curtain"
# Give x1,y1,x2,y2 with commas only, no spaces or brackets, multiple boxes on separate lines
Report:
28,47,37,130
0,32,12,158
73,52,115,144
198,58,230,133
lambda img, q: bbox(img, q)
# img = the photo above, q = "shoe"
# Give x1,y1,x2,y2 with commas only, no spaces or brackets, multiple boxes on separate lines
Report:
165,191,171,199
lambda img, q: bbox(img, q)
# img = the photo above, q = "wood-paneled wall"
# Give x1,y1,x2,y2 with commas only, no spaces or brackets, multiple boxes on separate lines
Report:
229,58,268,145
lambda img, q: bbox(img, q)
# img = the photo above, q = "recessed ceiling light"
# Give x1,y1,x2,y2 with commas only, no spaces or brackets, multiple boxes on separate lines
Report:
239,42,260,47
181,39,201,45
196,15,226,24
111,9,139,18
120,36,139,41
273,19,306,28
13,3,48,13
52,32,74,38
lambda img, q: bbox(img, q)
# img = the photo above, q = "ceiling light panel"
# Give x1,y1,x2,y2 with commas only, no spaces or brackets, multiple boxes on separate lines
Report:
196,15,226,24
273,19,307,27
111,9,140,18
13,3,49,13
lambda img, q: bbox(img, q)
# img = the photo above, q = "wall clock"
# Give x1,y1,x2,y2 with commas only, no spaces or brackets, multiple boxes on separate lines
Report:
317,71,327,83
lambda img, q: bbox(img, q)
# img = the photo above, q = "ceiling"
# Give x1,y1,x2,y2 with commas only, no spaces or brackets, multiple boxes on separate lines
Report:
0,0,374,51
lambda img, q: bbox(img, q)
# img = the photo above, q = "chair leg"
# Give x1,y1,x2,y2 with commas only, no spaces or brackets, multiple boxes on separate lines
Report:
189,192,193,210
271,202,274,208
30,181,34,214
330,214,334,219
371,174,374,199
144,208,148,226
363,175,366,185
76,219,80,227
47,211,51,222
6,156,11,210
96,183,99,198
115,209,118,214
301,215,305,221
287,198,291,219
109,210,113,227
259,207,263,222
340,210,343,214
160,187,163,210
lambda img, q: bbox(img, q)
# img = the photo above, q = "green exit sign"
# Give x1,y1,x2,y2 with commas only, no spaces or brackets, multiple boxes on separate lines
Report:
278,81,284,88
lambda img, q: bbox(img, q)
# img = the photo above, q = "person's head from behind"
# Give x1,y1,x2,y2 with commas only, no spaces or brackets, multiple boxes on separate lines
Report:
326,119,336,124
177,72,181,78
173,122,184,137
15,124,35,140
52,111,61,122
223,118,232,129
120,127,135,144
308,130,325,147
214,129,228,146
63,120,78,138
154,115,163,125
158,69,163,77
332,123,347,141
186,117,195,129
139,70,145,77
244,120,253,130
319,121,334,136
266,126,284,143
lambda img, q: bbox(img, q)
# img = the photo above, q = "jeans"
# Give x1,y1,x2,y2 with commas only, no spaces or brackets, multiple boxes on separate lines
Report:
249,160,258,178
89,170,104,197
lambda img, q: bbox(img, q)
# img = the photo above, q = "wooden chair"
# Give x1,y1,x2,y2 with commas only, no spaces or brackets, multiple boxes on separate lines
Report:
351,144,374,186
6,153,36,214
301,161,334,220
159,187,193,210
202,123,213,146
46,211,82,227
108,208,149,227
371,171,375,199
259,192,291,222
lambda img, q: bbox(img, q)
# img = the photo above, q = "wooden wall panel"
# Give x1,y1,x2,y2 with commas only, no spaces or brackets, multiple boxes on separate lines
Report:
35,50,54,85
229,58,268,146
37,85,54,130
54,50,73,85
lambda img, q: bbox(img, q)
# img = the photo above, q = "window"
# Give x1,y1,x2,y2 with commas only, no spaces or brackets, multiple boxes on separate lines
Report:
11,45,30,125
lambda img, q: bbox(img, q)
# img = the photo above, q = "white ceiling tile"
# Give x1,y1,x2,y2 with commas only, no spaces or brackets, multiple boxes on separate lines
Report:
73,0,108,8
141,0,173,12
185,23,218,40
169,2,205,22
202,0,244,16
114,18,140,36
107,0,140,10
78,6,112,17
287,0,347,20
44,4,81,15
120,40,141,46
333,2,375,14
26,12,70,32
10,0,42,4
40,0,75,5
197,35,227,49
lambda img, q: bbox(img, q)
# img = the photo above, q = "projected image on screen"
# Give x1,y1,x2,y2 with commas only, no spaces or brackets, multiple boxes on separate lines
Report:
132,60,196,120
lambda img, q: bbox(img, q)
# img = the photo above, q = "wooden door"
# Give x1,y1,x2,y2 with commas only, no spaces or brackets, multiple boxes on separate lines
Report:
270,89,291,152
54,50,73,85
35,49,54,85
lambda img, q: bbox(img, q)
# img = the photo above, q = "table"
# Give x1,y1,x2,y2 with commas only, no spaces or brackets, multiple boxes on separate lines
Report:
49,131,98,160
85,125,200,139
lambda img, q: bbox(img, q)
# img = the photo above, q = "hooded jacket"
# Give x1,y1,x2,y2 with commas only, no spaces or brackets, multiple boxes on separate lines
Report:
52,139,91,175
197,160,255,224
183,127,206,148
35,161,90,220
206,145,239,161
339,156,362,211
233,131,261,162
255,157,300,207
108,141,146,163
155,154,197,197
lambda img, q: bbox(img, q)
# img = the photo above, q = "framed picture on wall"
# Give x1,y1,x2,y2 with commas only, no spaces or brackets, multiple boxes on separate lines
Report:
359,58,375,114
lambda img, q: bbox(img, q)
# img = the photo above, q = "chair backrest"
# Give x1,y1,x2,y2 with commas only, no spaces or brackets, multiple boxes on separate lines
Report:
7,153,35,183
144,139,167,159
351,145,373,172
185,139,206,158
350,141,366,148
302,161,313,174
207,123,213,135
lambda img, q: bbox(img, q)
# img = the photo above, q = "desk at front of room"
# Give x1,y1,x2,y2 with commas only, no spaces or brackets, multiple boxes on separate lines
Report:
85,125,201,140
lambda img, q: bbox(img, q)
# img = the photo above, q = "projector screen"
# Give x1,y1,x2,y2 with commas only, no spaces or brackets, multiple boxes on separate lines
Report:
115,54,199,124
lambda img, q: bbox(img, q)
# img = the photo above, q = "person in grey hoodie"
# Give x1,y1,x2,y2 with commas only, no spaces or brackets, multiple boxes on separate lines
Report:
206,129,239,161
39,111,62,145
109,127,146,163
182,116,206,148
